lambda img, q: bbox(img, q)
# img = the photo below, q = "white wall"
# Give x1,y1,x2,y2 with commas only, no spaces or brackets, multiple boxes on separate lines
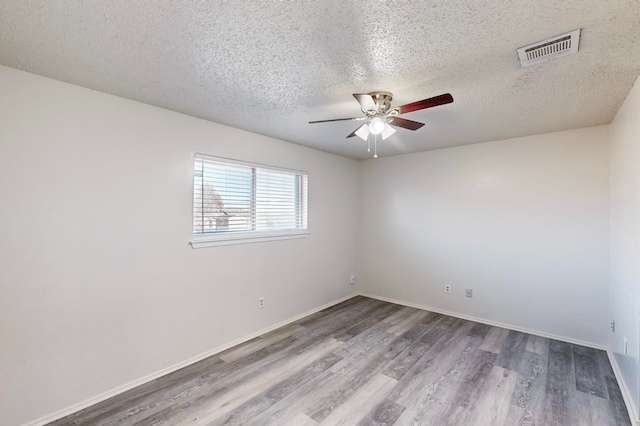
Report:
359,127,610,346
609,76,640,421
0,66,360,426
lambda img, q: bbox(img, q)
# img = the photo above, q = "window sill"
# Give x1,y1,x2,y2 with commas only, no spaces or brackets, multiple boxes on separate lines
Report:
190,230,310,248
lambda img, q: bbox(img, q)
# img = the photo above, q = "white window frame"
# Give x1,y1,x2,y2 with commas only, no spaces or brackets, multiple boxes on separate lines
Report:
191,154,309,248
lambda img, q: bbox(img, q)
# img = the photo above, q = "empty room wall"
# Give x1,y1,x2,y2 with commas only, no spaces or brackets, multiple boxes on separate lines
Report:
359,126,610,347
609,76,640,420
0,66,360,426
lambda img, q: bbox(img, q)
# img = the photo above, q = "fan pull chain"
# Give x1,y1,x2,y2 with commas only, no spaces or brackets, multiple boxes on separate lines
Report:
374,134,378,158
367,137,370,153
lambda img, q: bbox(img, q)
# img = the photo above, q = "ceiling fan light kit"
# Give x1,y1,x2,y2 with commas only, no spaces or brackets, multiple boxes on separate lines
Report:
309,91,453,158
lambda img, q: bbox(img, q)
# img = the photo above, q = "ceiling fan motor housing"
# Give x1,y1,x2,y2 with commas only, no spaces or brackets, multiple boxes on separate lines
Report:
368,91,393,114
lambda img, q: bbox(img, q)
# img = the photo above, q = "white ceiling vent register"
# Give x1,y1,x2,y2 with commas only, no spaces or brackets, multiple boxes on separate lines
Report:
517,29,581,68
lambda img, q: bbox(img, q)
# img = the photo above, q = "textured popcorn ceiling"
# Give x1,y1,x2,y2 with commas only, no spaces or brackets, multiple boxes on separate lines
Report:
1,1,639,159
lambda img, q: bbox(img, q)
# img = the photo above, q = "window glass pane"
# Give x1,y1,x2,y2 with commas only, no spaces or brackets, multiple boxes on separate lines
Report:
193,155,307,238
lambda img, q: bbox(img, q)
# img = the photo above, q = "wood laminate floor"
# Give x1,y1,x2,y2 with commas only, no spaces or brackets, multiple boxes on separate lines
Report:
50,296,630,425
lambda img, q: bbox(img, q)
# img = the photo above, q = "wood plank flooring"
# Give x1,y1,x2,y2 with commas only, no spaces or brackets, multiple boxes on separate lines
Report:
50,296,630,425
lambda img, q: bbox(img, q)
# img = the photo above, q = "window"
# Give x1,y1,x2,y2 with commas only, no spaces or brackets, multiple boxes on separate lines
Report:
191,154,308,248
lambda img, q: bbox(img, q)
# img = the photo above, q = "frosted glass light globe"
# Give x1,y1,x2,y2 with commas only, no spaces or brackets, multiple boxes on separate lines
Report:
368,117,385,135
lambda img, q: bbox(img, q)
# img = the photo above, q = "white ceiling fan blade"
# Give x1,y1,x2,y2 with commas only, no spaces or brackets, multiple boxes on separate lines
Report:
354,123,370,141
353,93,377,112
381,122,396,140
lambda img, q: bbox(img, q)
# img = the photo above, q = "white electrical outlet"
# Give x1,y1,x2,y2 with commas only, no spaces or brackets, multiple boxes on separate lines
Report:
444,284,451,294
350,274,357,285
259,297,265,308
466,289,473,298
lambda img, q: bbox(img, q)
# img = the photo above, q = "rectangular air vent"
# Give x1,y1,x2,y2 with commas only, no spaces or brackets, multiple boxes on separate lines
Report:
517,29,581,68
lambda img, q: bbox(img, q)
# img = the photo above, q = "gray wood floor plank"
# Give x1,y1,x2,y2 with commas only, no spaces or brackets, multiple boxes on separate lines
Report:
213,352,343,425
399,312,442,342
308,333,407,422
294,301,386,339
147,338,344,425
597,349,631,424
332,321,396,361
574,391,617,426
573,345,607,398
281,412,318,426
604,375,631,425
504,350,548,426
545,392,582,426
382,315,456,381
257,317,420,425
356,398,406,426
467,322,491,339
295,296,384,328
436,349,497,425
48,355,227,425
382,306,417,325
333,302,403,342
545,340,579,425
109,332,330,425
318,373,397,425
478,326,509,354
249,369,338,426
546,340,576,396
467,366,519,426
386,310,429,336
495,329,527,371
402,335,489,425
598,348,617,383
218,323,306,362
49,297,631,426
382,340,432,383
295,295,368,325
116,333,326,425
388,320,475,413
248,330,400,424
526,334,550,356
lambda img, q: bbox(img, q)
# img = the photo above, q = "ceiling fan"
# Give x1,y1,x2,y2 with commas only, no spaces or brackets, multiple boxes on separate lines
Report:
309,91,453,157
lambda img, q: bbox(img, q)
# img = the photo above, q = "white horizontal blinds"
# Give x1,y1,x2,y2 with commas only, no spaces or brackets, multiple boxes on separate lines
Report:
299,174,308,229
193,157,253,235
256,169,299,231
193,154,307,236
303,176,308,227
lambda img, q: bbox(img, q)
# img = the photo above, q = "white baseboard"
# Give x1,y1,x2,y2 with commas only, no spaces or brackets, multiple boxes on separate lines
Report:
607,350,640,425
359,292,606,350
21,293,358,426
